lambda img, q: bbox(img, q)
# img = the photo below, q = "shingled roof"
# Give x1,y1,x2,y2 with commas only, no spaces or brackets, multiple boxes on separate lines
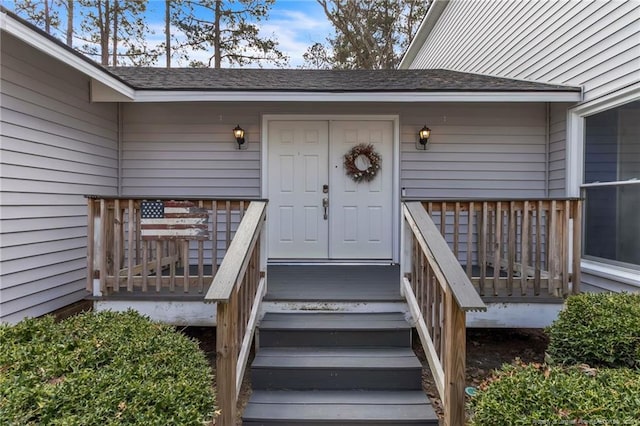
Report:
108,67,580,93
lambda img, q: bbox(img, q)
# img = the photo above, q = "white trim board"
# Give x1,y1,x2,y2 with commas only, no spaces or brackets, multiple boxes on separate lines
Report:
581,259,640,289
261,115,401,263
466,302,564,328
94,300,216,326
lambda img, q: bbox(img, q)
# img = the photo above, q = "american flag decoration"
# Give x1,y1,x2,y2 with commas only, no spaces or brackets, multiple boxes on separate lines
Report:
140,201,209,240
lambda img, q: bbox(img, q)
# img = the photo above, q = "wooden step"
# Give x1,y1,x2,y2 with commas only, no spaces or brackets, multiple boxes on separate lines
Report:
242,390,438,425
258,312,412,348
251,347,422,390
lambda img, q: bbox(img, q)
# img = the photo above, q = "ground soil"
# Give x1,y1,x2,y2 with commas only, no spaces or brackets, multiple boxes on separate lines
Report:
182,326,549,424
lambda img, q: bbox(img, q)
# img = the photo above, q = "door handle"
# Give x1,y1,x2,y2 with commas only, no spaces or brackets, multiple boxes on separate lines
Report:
322,198,329,220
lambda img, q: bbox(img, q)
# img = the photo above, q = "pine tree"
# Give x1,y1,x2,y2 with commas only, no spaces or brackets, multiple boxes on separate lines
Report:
172,0,287,68
77,0,159,66
304,0,429,69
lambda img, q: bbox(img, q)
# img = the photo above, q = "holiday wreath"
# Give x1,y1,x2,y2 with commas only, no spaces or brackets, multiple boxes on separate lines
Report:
343,143,381,183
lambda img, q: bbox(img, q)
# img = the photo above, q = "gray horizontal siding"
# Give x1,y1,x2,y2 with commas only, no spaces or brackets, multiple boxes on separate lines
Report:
121,103,262,198
0,33,118,324
548,103,568,197
122,102,547,200
408,0,640,102
399,102,547,198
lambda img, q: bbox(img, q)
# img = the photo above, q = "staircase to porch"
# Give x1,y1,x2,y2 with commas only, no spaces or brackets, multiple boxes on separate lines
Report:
242,265,438,425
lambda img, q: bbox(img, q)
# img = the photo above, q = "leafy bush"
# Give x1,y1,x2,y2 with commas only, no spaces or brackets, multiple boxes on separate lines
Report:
0,310,216,425
546,292,640,368
468,361,640,425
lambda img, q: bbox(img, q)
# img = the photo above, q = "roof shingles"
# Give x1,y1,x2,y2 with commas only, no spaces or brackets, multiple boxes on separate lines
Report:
107,68,580,93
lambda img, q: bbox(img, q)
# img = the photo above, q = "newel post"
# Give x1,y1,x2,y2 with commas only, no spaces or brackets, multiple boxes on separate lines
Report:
444,290,467,426
216,298,238,425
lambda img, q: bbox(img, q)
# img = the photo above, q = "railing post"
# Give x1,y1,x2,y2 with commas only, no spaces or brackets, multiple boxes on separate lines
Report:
216,298,237,425
444,290,467,426
572,199,582,294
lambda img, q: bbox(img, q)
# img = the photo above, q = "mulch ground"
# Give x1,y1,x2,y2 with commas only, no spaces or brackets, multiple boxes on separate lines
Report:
182,326,549,424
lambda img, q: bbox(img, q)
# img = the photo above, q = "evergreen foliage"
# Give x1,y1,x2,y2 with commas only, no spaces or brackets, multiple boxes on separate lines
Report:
0,310,216,425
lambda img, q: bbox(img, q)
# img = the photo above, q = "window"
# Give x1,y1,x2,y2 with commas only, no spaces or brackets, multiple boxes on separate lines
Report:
582,101,640,268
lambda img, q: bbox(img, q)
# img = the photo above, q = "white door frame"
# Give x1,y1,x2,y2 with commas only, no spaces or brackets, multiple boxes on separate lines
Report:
261,114,401,263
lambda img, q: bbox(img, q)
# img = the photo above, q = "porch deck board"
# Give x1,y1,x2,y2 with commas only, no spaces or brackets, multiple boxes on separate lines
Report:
265,265,403,302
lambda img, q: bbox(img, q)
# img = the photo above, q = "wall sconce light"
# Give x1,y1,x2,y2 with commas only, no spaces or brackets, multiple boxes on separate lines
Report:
233,124,246,150
417,125,431,150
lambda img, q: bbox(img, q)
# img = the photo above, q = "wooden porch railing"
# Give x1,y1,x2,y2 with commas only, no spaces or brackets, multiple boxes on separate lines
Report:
402,201,487,426
86,197,254,295
204,201,267,425
422,199,582,298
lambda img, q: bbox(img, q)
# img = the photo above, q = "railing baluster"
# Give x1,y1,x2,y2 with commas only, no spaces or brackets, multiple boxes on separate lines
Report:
169,241,176,292
156,241,162,292
127,200,135,292
479,201,488,296
466,202,473,278
113,200,122,292
226,200,232,248
453,202,460,259
198,200,205,293
212,201,219,276
99,199,108,294
521,201,529,295
535,201,542,295
562,200,570,296
493,202,502,296
87,199,95,292
572,200,582,294
508,201,516,296
135,202,141,265
142,240,149,292
549,200,558,296
183,240,190,293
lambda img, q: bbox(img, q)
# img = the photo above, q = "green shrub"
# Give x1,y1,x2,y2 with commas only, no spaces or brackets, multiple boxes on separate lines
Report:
546,292,640,368
468,362,640,425
0,310,216,425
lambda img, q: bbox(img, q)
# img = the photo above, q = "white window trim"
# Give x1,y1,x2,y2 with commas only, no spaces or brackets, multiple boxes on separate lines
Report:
567,83,640,286
581,259,640,288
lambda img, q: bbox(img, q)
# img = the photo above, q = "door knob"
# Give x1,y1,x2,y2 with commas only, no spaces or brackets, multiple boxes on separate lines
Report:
322,198,329,220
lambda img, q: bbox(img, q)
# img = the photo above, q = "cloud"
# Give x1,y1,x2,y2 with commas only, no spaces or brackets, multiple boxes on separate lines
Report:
259,9,333,67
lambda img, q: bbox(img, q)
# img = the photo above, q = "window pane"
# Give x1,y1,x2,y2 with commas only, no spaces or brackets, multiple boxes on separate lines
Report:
584,184,640,267
584,101,640,183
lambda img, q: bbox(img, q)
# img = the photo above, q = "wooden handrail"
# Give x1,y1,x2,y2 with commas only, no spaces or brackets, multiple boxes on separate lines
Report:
204,201,267,426
402,201,486,426
204,201,266,302
404,202,486,311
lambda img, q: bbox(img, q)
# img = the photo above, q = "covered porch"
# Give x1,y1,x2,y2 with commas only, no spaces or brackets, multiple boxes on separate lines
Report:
87,196,581,311
85,196,581,424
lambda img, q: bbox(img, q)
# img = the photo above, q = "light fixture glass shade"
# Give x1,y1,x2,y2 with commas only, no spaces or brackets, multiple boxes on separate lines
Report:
233,124,246,149
233,125,245,139
417,125,431,150
419,126,431,140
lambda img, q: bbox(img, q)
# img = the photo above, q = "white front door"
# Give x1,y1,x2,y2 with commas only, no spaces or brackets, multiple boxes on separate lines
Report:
268,120,393,260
